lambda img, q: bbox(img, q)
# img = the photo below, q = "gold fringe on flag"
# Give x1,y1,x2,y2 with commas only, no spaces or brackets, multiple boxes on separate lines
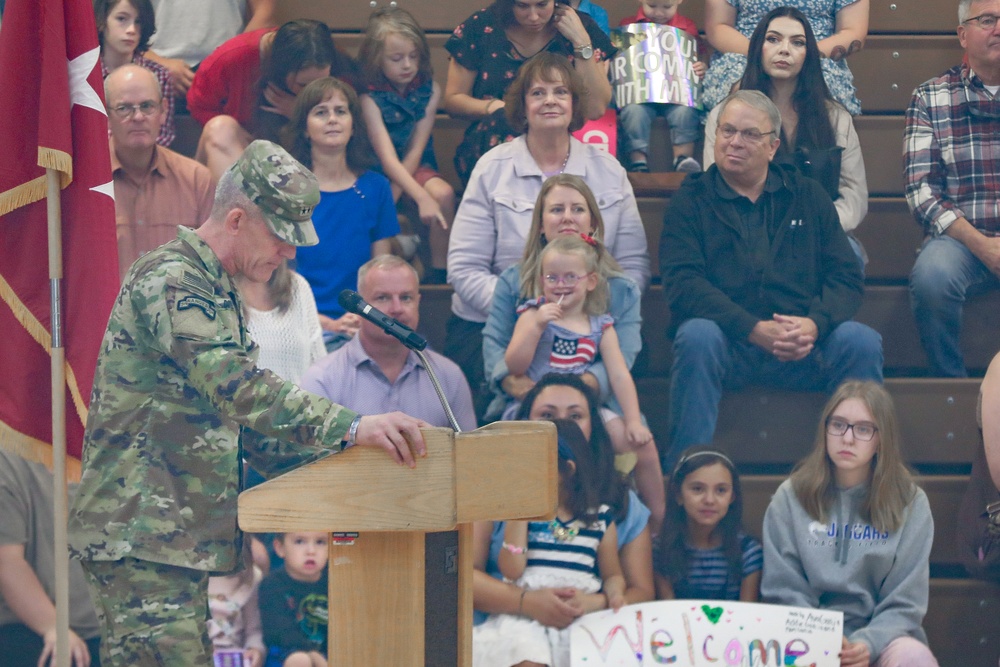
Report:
0,272,90,429
38,146,73,185
0,174,49,217
0,145,72,217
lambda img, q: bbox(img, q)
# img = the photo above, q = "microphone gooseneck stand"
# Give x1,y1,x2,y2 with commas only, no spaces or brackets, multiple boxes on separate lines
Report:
337,289,461,432
413,348,462,433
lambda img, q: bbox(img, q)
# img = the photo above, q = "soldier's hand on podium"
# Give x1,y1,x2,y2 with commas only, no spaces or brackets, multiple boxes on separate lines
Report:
355,412,429,468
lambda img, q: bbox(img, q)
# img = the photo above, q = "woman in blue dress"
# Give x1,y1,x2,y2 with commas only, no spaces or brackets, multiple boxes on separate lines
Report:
701,0,869,114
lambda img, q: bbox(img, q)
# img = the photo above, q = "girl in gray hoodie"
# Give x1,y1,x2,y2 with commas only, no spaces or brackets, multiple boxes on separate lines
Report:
762,380,939,667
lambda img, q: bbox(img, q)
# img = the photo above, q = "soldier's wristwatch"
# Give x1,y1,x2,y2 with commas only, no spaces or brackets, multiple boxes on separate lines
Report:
573,43,594,60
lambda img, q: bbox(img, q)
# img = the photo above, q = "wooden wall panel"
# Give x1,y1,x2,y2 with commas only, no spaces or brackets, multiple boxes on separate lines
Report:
428,116,468,191
855,197,924,281
923,580,1000,667
858,286,1000,371
638,378,980,469
869,0,962,33
856,115,905,195
853,36,962,111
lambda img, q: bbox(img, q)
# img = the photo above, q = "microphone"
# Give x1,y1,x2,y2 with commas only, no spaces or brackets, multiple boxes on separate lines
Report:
338,289,427,351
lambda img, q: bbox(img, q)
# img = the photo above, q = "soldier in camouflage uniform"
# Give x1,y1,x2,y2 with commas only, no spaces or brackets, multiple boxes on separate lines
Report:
68,140,428,666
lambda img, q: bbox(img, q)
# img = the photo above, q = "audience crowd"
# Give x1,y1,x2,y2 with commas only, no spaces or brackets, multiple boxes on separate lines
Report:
3,0,1000,665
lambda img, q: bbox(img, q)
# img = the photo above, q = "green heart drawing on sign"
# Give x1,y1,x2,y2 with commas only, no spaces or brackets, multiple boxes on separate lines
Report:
701,604,723,624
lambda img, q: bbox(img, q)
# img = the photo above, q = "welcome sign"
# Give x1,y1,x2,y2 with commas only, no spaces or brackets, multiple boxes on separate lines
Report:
570,600,844,666
610,24,702,109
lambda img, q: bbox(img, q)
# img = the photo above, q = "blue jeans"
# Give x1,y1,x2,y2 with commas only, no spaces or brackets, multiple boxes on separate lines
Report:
667,318,884,462
619,102,701,154
909,234,1000,377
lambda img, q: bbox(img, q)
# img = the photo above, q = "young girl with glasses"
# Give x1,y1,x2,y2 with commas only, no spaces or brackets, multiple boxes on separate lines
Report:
762,380,939,667
505,235,664,529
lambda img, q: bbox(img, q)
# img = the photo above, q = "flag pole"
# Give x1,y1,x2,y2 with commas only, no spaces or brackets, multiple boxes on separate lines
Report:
47,167,70,667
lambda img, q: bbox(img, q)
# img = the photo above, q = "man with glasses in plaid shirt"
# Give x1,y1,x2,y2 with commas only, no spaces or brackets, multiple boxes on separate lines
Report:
906,0,1000,378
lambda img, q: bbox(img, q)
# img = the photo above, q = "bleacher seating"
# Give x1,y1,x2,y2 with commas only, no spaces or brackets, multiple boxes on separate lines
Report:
178,2,1000,663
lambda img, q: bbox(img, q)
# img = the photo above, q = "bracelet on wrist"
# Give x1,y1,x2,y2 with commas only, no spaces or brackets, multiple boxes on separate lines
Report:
343,414,361,450
502,541,526,555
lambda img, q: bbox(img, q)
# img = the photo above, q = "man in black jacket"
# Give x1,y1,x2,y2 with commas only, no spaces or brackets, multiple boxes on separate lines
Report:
659,90,883,462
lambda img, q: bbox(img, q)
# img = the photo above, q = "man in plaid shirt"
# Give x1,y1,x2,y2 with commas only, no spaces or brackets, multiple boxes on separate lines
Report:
905,0,1000,377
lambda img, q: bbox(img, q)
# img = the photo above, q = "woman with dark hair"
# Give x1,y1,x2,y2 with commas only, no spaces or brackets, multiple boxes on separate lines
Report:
701,0,868,114
281,77,398,351
447,54,648,418
471,373,654,634
704,6,868,265
655,447,761,601
443,0,616,186
188,19,358,179
763,381,938,667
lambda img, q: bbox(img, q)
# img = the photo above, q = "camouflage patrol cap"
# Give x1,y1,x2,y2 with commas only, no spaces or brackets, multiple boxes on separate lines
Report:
228,140,320,246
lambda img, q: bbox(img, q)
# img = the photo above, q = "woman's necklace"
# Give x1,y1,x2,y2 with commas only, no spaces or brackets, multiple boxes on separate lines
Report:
351,178,366,199
507,29,553,60
536,147,571,178
549,516,580,541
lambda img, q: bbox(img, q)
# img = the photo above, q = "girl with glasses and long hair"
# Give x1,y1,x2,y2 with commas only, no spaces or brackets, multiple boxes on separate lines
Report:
762,381,939,667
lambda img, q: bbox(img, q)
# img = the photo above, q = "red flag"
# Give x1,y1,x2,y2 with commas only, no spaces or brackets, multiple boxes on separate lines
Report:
0,0,120,472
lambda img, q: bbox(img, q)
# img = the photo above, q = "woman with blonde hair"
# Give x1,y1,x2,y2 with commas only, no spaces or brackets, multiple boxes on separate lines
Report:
762,381,938,667
483,174,665,533
235,261,325,383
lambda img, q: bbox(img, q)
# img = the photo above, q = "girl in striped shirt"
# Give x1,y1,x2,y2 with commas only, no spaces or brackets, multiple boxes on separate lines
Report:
473,419,626,667
654,448,763,601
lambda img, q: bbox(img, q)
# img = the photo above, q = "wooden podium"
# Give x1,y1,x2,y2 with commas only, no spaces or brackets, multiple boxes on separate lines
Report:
238,421,558,666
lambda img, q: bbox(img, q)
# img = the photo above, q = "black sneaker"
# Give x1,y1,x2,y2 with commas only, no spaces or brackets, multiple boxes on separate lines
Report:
628,160,650,173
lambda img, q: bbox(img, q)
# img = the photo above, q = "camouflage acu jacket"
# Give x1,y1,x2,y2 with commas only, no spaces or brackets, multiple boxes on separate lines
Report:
69,227,356,573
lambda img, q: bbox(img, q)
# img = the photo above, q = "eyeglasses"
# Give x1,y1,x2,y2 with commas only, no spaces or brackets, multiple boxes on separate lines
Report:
963,13,999,29
826,417,878,441
109,100,160,119
543,272,589,287
717,124,776,144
